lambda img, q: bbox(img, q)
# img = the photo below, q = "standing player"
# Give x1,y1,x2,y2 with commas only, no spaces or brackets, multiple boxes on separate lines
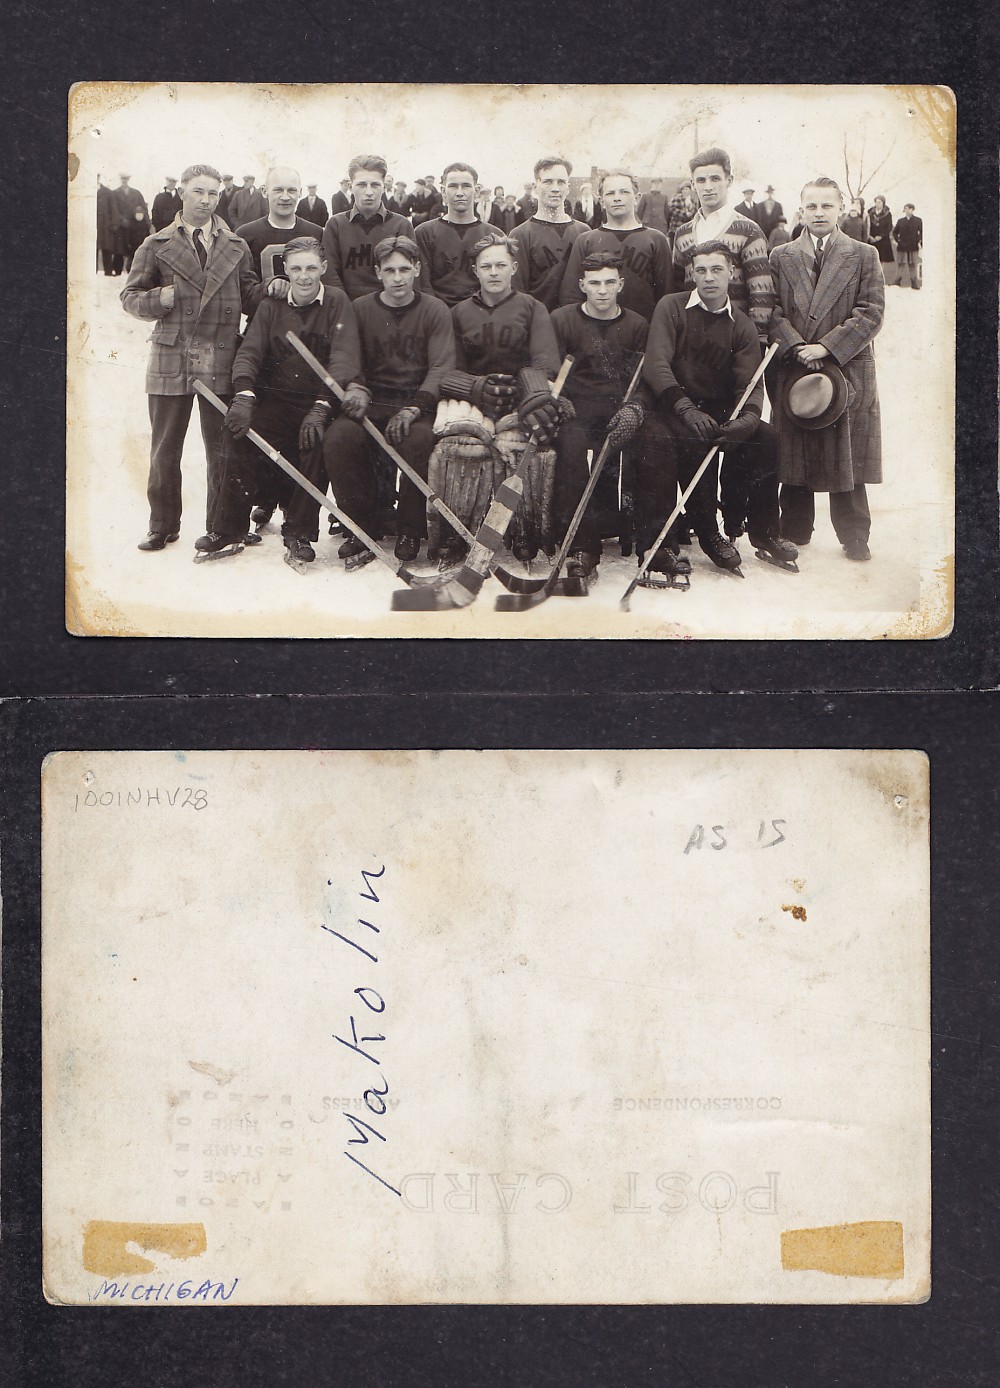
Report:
510,157,591,309
558,170,673,322
196,237,360,565
640,241,793,580
430,232,568,566
236,167,324,294
320,155,414,302
549,251,653,585
121,164,262,553
415,163,489,307
285,235,455,567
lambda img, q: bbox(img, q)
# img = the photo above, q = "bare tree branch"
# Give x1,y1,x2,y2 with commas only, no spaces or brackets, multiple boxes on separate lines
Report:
858,133,899,196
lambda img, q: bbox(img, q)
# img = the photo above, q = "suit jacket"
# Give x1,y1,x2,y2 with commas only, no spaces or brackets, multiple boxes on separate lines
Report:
228,186,265,227
329,191,351,216
752,198,783,237
121,216,263,396
892,216,923,253
733,199,759,224
769,230,884,491
296,196,328,228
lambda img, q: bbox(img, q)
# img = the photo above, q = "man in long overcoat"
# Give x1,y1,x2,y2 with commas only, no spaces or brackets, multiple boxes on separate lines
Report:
121,163,262,552
768,176,885,560
112,174,151,268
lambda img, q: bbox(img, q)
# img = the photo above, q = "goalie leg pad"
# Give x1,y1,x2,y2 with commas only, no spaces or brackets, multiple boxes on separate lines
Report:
494,423,556,559
426,435,494,560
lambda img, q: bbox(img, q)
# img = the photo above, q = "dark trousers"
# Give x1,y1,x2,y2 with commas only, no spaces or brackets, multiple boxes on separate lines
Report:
213,395,306,540
146,391,231,534
99,250,124,275
720,421,781,541
780,483,871,546
287,406,433,543
553,398,619,558
630,412,685,558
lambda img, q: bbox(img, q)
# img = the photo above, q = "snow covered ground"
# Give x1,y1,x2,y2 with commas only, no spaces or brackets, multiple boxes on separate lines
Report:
67,271,953,640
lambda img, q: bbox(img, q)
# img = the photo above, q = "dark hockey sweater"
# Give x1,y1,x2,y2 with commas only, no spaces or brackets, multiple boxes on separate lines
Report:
549,303,649,405
230,288,360,404
643,292,764,417
510,217,590,309
352,291,456,410
321,208,415,301
235,216,325,285
414,218,488,306
451,291,559,378
558,225,674,322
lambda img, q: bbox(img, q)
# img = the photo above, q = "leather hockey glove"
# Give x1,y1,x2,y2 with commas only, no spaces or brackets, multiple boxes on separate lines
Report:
606,399,646,450
298,400,332,452
341,383,372,422
224,395,255,438
440,370,517,420
517,368,564,443
386,405,422,444
674,397,718,443
716,412,759,446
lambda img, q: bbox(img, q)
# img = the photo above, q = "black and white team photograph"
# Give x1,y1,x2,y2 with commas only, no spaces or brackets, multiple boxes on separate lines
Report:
68,83,955,638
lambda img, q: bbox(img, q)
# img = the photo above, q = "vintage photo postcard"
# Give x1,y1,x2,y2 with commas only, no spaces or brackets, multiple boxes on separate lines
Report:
42,748,930,1304
67,83,953,640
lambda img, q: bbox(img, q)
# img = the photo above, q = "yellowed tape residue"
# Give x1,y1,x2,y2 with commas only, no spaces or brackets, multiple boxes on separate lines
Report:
781,1221,904,1279
82,1220,207,1276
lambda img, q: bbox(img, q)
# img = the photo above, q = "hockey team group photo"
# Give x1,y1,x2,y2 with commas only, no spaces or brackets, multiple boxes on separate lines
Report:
68,84,954,639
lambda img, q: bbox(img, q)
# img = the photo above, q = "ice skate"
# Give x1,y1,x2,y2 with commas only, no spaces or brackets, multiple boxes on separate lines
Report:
283,535,316,575
750,532,799,572
193,532,245,563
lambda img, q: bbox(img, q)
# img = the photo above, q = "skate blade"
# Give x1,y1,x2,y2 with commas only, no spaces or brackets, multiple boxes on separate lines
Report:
637,574,690,591
243,531,264,547
754,550,799,572
193,543,244,564
344,551,376,573
283,552,312,576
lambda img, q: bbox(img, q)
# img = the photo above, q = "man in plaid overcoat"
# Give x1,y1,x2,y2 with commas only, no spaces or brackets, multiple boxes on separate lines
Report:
768,176,885,561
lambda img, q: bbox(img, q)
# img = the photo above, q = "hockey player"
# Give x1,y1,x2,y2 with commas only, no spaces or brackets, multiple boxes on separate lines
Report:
640,241,795,580
671,147,781,555
285,235,455,567
430,232,569,566
414,163,489,307
321,156,414,301
558,170,673,322
194,237,360,565
509,157,591,309
236,167,324,294
121,163,262,553
549,251,652,584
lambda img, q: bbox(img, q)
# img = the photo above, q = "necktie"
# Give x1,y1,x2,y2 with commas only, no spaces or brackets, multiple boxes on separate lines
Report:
193,228,207,269
813,236,825,282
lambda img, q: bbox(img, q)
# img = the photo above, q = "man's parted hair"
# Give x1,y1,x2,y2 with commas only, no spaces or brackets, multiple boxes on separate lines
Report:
534,155,572,179
180,164,222,185
598,168,639,196
690,239,736,265
348,155,388,181
442,161,478,184
800,175,843,199
472,232,518,261
282,236,325,263
579,250,624,274
689,147,731,178
373,235,420,267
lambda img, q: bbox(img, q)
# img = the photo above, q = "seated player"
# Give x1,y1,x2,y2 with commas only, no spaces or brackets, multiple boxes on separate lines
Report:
640,241,796,582
194,237,360,566
431,232,572,567
415,163,488,306
284,235,455,568
549,251,652,584
558,169,673,322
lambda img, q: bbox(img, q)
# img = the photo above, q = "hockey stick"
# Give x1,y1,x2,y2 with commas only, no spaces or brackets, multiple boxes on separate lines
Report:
193,381,437,587
619,342,780,612
286,330,482,551
390,356,575,612
495,354,645,609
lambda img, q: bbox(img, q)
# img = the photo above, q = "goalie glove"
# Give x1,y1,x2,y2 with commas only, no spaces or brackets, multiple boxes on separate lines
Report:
606,399,645,450
440,370,517,420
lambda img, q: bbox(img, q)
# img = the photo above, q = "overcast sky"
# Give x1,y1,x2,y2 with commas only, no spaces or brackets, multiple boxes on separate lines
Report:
72,83,952,221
